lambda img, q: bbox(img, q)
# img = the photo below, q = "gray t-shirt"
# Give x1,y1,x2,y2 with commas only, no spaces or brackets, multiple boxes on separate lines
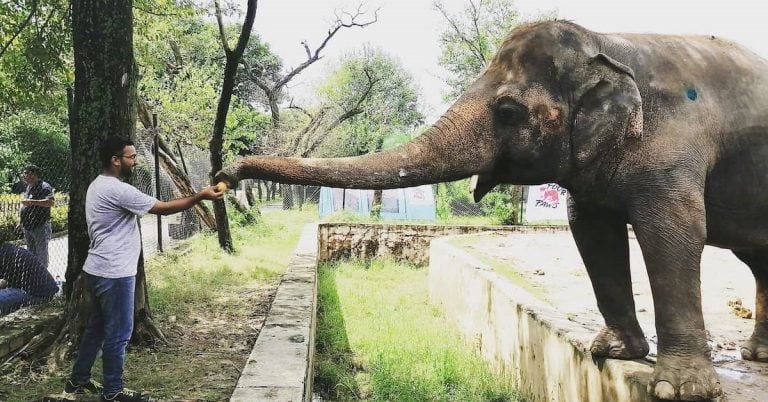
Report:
83,175,157,278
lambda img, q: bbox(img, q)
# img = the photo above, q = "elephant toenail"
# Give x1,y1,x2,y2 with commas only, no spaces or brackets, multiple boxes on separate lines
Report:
740,347,753,360
652,381,676,400
757,351,768,361
680,382,705,399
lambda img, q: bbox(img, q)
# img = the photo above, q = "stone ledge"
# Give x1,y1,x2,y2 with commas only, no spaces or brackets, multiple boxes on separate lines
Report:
230,224,318,402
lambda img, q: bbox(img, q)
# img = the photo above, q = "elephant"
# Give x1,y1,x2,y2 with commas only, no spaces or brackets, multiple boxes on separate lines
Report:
217,20,768,400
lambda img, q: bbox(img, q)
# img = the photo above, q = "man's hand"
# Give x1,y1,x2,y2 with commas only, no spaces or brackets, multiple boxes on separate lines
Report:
199,185,226,201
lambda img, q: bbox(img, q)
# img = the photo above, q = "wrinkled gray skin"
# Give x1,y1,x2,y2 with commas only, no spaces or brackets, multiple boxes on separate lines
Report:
218,21,768,400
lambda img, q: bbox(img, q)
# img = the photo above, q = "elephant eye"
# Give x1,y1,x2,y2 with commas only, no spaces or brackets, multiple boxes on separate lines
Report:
496,99,527,124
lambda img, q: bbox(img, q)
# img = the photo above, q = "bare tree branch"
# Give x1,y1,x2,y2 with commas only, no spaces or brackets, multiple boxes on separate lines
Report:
276,5,379,92
469,0,488,64
133,4,179,16
287,102,313,119
0,0,37,60
213,0,231,54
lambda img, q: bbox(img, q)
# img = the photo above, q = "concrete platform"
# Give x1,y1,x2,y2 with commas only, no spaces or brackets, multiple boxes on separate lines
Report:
429,231,768,401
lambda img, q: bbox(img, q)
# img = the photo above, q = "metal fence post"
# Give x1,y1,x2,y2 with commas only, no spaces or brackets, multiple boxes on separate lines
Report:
153,113,163,253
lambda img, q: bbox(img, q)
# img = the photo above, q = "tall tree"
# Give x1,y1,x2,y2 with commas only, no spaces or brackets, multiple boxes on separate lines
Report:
209,0,257,252
434,0,521,101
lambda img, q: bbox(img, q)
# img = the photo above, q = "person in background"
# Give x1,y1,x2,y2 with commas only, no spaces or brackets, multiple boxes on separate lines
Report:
64,137,224,402
10,172,26,194
0,242,58,316
19,164,54,267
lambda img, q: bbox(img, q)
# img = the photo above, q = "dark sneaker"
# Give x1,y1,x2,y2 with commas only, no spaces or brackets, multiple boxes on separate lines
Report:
64,378,103,394
100,389,152,402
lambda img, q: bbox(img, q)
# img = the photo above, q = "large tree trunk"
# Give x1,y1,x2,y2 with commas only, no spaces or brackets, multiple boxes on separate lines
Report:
54,0,161,366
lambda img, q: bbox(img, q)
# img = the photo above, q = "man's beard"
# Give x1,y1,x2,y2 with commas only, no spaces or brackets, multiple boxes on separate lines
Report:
120,164,134,181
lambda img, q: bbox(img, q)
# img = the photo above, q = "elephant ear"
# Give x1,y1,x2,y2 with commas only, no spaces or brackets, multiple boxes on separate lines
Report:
571,53,643,168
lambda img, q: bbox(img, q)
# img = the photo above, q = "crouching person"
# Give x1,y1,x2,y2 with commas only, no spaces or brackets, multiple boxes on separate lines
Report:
0,242,58,316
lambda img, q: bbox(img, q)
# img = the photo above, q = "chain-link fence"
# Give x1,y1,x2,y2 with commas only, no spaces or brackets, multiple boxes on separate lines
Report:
0,122,212,318
1,138,71,316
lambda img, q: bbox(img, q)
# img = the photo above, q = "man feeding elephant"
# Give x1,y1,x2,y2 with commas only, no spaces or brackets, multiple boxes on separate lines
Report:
216,20,768,400
64,137,225,402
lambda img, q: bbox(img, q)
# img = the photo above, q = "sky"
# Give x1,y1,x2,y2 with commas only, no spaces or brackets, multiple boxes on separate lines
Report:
249,0,768,122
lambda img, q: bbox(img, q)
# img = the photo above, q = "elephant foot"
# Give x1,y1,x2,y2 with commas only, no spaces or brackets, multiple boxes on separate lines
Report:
741,327,768,362
649,355,722,401
589,325,649,359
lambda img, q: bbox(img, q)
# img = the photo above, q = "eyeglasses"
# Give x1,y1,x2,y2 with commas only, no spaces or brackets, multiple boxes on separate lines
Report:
118,154,138,161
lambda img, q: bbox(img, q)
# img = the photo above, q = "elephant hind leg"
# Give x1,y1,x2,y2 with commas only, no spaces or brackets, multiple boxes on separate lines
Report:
732,249,768,362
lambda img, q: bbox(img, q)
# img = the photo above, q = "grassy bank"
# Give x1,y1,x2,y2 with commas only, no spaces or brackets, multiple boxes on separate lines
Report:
0,208,317,402
314,259,523,401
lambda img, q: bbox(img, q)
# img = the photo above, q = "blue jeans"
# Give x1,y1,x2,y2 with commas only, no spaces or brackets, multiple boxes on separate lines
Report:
24,221,51,268
71,273,135,394
0,287,32,316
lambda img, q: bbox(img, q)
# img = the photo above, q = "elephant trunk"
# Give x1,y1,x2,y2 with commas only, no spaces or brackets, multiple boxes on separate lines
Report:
220,94,495,189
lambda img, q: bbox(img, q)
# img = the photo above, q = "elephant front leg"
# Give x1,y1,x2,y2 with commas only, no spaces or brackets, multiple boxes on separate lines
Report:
630,194,722,401
568,200,649,359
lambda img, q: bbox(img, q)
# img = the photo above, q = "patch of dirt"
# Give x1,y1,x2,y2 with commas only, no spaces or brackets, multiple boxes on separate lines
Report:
462,232,757,363
0,283,278,402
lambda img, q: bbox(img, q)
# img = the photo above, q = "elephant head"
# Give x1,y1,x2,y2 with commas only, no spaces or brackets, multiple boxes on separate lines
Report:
216,21,643,200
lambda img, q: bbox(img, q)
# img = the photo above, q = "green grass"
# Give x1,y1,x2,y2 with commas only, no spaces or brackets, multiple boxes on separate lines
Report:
146,208,317,316
0,208,318,402
314,259,523,401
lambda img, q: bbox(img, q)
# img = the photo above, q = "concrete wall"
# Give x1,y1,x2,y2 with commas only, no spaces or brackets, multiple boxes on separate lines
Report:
317,223,568,266
428,235,653,401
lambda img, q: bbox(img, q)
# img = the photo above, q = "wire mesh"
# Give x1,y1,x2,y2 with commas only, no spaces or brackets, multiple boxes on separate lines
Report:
1,147,69,316
0,128,212,317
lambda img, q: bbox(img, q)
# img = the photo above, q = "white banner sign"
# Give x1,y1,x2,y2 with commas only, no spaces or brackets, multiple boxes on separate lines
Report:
524,183,568,224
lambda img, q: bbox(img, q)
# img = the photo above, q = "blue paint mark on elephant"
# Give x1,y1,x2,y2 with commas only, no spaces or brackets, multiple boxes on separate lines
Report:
687,88,698,101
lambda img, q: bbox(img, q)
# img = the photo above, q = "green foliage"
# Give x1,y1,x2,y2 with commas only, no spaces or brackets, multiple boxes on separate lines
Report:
435,180,472,220
0,214,19,242
224,197,259,227
435,0,521,101
50,201,67,232
0,0,72,115
310,47,425,158
0,110,70,191
478,190,518,225
136,14,276,160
